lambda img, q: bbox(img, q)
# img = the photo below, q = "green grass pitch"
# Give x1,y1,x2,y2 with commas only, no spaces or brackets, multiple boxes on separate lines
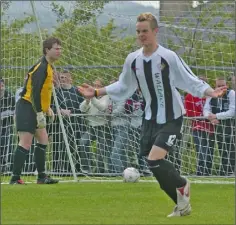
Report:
2,181,234,224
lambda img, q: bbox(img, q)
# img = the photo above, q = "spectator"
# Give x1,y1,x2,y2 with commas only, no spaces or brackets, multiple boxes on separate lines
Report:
50,71,84,173
185,77,215,176
53,70,61,88
0,78,15,173
15,74,28,102
15,87,23,103
80,78,112,173
204,77,235,176
128,88,150,174
231,75,235,91
110,98,131,174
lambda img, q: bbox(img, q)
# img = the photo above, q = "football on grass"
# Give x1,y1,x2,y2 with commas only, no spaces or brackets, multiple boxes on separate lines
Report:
123,167,140,183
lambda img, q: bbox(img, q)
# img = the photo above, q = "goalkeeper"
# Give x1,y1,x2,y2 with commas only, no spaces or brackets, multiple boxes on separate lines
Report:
9,37,62,185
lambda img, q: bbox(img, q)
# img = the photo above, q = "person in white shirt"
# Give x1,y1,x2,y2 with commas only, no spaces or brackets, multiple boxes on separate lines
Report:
203,77,235,176
109,98,132,173
15,87,23,103
80,79,112,173
78,12,226,217
15,75,28,103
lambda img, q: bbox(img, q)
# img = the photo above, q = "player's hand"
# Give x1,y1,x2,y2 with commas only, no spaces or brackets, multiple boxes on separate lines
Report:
47,108,55,123
78,83,95,99
208,86,227,98
37,112,46,129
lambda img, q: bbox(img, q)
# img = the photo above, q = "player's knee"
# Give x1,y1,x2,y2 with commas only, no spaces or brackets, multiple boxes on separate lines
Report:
19,140,32,150
147,145,167,160
18,132,33,150
35,128,49,145
38,139,48,146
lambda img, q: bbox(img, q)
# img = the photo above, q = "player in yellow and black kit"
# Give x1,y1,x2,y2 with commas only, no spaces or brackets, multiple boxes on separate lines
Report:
10,37,62,185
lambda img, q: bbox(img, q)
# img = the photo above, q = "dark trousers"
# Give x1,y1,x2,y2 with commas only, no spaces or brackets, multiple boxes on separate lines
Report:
192,130,215,176
80,125,112,173
215,127,235,176
50,121,81,173
128,127,147,171
0,126,14,173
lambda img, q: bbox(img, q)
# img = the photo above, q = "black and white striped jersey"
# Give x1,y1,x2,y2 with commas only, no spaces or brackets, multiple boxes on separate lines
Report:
106,45,210,124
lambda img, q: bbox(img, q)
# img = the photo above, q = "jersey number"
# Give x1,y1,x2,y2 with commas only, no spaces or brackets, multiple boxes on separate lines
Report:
166,135,176,146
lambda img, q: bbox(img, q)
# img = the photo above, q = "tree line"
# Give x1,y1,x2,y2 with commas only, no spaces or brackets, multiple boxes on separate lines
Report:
1,1,234,89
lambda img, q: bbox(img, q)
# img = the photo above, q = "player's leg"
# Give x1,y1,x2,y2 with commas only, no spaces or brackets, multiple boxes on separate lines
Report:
10,132,34,184
140,117,190,217
10,99,36,184
34,128,59,184
147,144,191,217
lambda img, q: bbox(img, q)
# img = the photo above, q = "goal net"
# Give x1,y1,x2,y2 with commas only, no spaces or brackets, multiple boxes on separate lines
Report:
0,1,235,184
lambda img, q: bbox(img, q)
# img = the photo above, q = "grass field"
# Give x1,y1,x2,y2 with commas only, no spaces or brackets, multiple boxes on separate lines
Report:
1,181,235,224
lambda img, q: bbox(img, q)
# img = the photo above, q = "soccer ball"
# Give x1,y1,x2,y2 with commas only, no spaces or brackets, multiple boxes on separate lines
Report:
123,167,140,183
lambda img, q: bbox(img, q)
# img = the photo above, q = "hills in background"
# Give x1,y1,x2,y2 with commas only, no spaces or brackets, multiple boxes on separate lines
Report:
4,1,159,34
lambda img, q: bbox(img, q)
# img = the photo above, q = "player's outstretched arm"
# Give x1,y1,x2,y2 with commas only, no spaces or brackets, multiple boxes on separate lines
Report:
78,83,107,99
204,86,227,98
172,53,227,98
78,54,138,101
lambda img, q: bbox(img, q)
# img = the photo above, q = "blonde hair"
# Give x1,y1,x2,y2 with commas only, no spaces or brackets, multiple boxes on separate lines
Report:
137,13,158,29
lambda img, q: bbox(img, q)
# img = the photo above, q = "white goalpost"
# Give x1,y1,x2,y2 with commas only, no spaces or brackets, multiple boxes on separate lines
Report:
0,1,235,184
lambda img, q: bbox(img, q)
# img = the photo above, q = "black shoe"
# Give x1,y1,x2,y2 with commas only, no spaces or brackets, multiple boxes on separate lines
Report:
9,179,26,185
37,176,59,184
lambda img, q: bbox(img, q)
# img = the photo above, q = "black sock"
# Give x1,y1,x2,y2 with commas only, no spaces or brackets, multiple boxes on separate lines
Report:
147,159,186,204
34,143,47,179
12,145,29,180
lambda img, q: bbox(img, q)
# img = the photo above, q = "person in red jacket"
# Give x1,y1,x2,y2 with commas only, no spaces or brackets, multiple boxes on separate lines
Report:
184,77,215,176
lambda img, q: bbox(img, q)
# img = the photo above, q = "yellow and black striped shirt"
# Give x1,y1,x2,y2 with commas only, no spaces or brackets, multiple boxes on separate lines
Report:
21,56,54,113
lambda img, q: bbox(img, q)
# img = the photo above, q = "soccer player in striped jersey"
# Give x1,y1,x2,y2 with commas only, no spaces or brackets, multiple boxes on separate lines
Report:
10,37,62,185
78,13,227,217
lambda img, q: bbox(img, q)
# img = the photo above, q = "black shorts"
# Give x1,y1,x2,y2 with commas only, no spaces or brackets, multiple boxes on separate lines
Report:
15,98,37,134
140,116,183,156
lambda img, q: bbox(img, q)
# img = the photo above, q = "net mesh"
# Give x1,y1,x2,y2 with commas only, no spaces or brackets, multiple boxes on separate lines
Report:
0,1,235,184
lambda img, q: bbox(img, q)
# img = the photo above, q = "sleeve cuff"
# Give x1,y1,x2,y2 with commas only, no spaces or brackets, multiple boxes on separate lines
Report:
200,84,211,97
